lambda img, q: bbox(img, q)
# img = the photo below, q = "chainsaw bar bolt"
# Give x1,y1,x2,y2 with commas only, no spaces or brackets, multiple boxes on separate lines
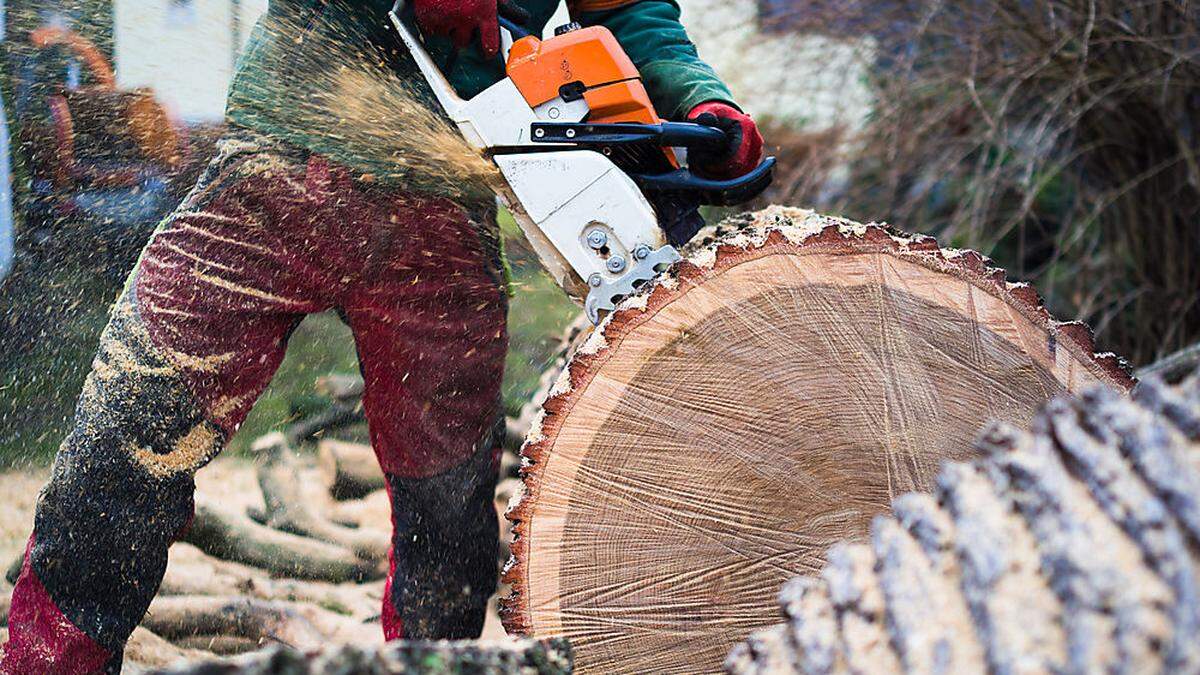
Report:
633,245,650,260
586,229,608,250
607,256,627,273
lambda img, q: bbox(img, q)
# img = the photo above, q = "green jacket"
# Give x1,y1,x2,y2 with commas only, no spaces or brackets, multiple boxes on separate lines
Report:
225,0,735,182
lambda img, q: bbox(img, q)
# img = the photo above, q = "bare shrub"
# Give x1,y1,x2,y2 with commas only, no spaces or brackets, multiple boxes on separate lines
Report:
766,0,1199,365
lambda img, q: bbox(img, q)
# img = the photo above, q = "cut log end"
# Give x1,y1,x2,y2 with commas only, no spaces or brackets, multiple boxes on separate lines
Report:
502,207,1132,674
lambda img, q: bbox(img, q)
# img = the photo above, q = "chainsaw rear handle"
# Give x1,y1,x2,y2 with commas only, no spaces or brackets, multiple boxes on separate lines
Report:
530,121,730,150
634,156,777,206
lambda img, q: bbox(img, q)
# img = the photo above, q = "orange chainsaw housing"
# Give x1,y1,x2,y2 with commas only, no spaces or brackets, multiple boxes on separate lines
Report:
505,26,678,166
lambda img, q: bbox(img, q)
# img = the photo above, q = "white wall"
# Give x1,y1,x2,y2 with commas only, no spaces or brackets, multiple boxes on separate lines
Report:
678,0,873,131
114,0,267,123
110,0,868,130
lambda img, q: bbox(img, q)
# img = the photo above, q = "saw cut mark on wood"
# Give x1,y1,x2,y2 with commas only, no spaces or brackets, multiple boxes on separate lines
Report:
502,206,1132,675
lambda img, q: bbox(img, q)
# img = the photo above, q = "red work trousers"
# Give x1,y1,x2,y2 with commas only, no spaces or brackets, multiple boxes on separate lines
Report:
1,129,508,673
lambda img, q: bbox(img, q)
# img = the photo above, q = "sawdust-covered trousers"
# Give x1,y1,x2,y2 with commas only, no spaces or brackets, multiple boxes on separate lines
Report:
0,129,508,674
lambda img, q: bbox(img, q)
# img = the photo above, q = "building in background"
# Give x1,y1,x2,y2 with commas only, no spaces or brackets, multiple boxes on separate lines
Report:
678,0,872,131
113,0,266,123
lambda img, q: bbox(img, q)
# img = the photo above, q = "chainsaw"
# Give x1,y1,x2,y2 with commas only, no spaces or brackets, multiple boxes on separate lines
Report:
389,2,775,323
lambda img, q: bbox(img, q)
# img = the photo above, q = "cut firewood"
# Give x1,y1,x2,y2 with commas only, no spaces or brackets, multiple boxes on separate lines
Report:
172,635,262,656
142,595,376,651
318,439,385,500
327,489,391,530
142,596,326,649
160,543,382,619
726,374,1200,674
182,501,381,583
254,433,390,561
4,554,20,586
143,638,573,674
123,627,206,671
502,207,1134,674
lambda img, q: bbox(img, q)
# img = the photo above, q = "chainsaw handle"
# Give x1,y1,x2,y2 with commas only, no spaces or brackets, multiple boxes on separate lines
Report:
498,16,531,39
530,121,729,150
634,156,777,206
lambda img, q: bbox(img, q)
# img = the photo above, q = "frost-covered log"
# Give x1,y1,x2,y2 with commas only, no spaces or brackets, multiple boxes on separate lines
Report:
502,207,1132,674
143,638,574,675
725,373,1200,674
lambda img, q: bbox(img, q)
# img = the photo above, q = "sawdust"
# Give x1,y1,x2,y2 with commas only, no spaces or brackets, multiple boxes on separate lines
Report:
311,67,502,194
129,424,221,480
240,14,503,200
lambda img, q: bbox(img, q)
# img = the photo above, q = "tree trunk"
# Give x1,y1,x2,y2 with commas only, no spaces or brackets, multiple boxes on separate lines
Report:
726,372,1200,674
502,207,1133,674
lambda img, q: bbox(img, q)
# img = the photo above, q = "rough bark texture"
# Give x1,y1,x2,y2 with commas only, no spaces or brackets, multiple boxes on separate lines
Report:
142,638,574,674
503,207,1133,674
725,373,1200,674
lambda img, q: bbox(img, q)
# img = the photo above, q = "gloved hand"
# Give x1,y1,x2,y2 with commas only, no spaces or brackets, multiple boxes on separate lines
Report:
413,0,501,58
686,101,765,180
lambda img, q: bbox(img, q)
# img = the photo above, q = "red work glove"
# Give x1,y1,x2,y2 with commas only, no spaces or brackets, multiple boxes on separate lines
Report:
686,101,765,180
413,0,501,58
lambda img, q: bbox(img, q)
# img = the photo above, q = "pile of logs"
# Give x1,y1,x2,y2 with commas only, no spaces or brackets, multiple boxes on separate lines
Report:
725,373,1200,674
0,398,527,672
145,638,572,674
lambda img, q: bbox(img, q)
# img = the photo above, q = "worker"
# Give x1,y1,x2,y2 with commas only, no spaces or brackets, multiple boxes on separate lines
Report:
0,0,763,671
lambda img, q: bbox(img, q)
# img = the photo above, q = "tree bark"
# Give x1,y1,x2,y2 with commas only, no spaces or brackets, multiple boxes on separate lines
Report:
726,373,1200,674
142,638,573,675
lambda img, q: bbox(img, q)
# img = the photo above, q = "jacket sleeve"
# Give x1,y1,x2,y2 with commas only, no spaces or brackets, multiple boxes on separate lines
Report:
567,0,737,120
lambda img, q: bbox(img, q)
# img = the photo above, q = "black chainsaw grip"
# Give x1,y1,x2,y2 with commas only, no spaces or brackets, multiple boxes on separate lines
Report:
634,156,776,206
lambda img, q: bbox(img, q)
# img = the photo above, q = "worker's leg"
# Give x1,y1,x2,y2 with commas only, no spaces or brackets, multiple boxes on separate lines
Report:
1,133,328,674
340,189,508,640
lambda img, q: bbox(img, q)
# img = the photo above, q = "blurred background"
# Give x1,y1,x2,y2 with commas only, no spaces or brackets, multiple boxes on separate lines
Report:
0,0,1197,465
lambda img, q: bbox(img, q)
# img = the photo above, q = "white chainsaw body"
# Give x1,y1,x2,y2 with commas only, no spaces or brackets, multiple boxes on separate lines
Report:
388,10,680,323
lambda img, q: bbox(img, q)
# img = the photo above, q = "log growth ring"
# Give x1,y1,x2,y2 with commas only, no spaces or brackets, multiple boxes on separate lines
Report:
502,207,1131,674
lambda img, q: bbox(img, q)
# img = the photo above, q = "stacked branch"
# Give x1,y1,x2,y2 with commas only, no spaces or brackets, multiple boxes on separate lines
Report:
726,373,1200,674
143,638,573,675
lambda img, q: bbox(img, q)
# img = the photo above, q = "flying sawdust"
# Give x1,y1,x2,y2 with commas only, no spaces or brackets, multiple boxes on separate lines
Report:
308,65,503,197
